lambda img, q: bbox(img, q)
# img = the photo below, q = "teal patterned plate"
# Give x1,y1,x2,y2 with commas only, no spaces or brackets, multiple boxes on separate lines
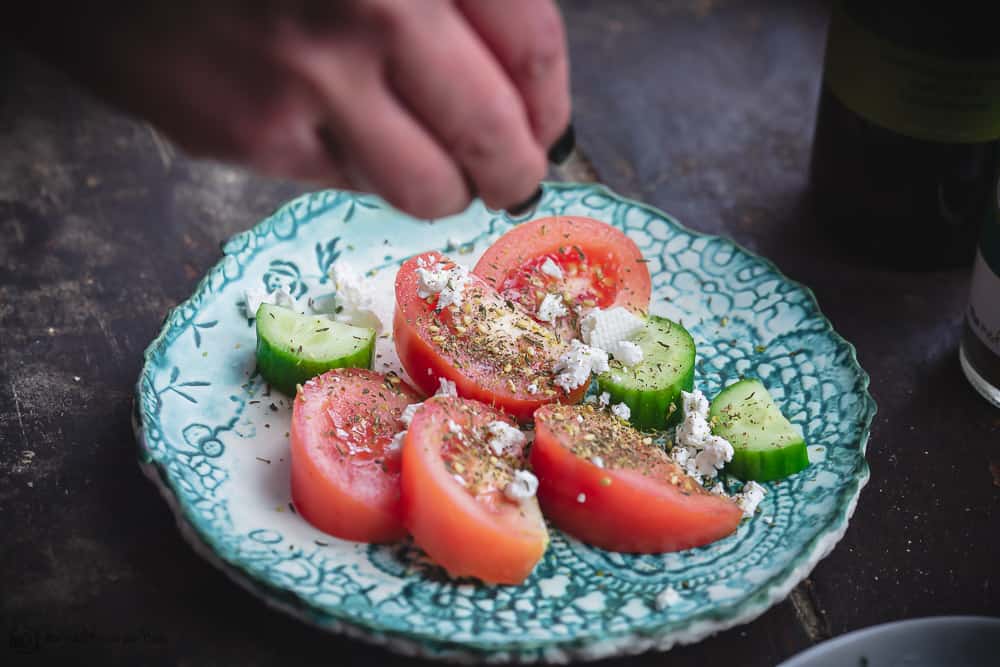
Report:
134,183,874,662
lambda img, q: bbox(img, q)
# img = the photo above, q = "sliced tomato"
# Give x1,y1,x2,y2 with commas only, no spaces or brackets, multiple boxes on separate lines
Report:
394,252,586,422
473,216,652,340
290,368,422,543
400,396,547,584
531,403,741,552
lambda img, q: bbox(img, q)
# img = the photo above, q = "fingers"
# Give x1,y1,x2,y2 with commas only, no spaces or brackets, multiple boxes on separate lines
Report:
383,1,547,211
318,79,472,220
456,0,571,151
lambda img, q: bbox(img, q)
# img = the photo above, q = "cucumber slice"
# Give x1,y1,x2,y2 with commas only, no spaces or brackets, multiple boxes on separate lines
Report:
709,378,809,482
255,303,375,395
595,315,695,430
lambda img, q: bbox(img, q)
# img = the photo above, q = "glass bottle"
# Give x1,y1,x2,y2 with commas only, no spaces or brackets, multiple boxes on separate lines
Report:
961,215,1000,408
810,1,1000,269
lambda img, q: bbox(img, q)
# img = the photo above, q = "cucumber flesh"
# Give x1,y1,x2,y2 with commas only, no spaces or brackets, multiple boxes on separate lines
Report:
708,378,809,482
596,315,695,430
255,303,375,395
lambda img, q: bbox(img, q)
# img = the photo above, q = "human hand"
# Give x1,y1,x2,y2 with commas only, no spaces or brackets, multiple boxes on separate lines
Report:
14,0,571,218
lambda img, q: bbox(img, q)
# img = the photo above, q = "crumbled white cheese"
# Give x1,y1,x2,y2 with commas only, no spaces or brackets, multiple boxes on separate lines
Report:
244,287,270,318
610,340,644,367
539,257,564,279
335,428,350,440
436,377,458,397
553,340,610,392
526,382,539,395
598,391,611,408
400,403,421,427
447,419,465,439
590,456,605,468
577,492,587,503
708,482,727,496
328,262,383,332
486,421,526,456
415,266,450,297
388,430,406,452
611,402,631,420
536,293,569,323
734,480,767,517
416,263,470,310
671,389,734,484
576,414,584,423
580,307,645,352
243,286,299,319
655,586,682,610
503,470,539,503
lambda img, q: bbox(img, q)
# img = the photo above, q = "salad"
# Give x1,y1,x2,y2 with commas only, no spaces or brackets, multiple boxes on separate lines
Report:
244,216,810,585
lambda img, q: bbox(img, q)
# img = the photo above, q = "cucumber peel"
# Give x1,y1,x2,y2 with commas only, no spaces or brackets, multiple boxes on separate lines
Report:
709,378,809,482
255,303,375,395
596,315,695,430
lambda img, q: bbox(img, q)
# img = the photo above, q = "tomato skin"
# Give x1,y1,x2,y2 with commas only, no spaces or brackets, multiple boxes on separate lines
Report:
393,252,586,422
531,405,742,553
473,216,652,327
290,369,421,543
400,396,548,584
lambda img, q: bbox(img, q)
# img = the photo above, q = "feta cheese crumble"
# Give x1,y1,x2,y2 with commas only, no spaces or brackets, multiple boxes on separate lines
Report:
526,382,539,395
539,257,563,279
400,403,421,427
447,419,465,439
536,293,569,323
553,340,610,392
590,456,605,468
580,307,644,352
610,402,631,420
734,480,766,517
436,377,458,397
416,263,470,310
486,421,526,456
655,586,682,610
388,430,407,452
611,340,644,367
503,470,539,503
243,286,298,319
335,428,350,440
577,493,587,503
328,263,383,332
671,389,734,483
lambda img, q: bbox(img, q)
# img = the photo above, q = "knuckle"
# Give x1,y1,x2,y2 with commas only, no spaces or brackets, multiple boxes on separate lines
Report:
451,93,524,162
519,13,565,83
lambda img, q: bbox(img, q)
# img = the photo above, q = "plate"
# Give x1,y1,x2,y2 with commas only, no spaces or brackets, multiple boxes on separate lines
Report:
777,616,1000,667
134,183,875,662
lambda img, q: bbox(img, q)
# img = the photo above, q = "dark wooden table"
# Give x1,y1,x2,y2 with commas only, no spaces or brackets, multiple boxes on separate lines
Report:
2,1,997,664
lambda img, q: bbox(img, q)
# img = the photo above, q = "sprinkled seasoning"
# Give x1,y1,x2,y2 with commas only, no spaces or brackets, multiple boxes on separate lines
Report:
538,403,706,495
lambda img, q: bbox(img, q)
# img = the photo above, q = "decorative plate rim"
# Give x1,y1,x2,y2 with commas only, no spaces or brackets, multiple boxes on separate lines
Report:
133,182,876,662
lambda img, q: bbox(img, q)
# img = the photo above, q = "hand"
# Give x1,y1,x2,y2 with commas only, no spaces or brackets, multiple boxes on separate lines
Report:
14,1,571,218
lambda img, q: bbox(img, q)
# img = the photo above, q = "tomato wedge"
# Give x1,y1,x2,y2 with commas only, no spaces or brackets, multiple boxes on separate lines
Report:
290,368,421,543
473,216,652,340
394,252,586,421
531,403,741,552
401,396,547,584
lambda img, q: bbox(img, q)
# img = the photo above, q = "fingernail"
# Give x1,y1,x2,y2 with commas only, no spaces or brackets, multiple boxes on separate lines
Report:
506,187,544,217
547,123,575,165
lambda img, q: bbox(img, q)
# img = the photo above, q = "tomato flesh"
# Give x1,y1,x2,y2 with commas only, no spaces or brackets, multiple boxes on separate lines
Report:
290,368,421,543
531,403,742,552
394,252,586,421
473,216,652,340
401,396,547,584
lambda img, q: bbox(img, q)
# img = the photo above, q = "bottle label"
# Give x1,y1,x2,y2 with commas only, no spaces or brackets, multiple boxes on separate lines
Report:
824,4,1000,143
968,216,1000,356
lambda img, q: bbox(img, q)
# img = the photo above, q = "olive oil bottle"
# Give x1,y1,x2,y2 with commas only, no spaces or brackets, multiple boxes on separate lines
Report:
810,1,1000,269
